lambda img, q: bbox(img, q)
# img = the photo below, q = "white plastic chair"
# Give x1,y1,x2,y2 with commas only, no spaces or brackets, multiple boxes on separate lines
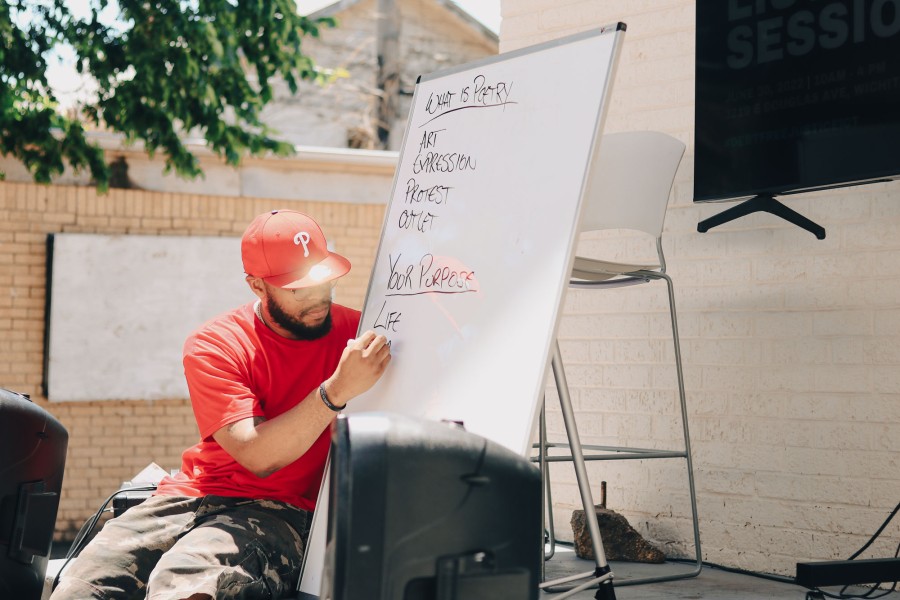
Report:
537,131,702,589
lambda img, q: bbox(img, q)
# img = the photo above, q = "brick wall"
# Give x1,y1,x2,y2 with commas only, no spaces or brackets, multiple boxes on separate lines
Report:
502,0,900,575
0,181,385,540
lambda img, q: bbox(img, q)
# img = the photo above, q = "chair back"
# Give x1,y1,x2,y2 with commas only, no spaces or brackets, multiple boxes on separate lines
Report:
580,131,686,237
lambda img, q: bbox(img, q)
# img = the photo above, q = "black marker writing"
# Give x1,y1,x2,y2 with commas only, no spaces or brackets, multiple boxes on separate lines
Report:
412,151,476,174
405,178,451,205
417,74,517,127
398,209,437,233
372,300,401,332
384,253,477,296
387,253,413,291
418,254,475,291
472,74,513,105
425,90,456,115
418,128,445,152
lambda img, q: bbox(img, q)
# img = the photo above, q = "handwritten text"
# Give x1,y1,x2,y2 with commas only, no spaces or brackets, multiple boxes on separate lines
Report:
386,253,477,296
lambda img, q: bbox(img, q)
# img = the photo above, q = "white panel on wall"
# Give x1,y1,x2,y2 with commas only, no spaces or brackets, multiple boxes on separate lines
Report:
45,233,255,402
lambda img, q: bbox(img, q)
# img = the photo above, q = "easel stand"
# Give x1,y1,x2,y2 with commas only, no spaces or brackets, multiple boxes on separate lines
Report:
538,327,704,596
539,343,617,600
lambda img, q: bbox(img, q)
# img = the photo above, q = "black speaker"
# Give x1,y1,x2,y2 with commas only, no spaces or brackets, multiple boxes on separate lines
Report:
0,388,68,600
322,413,541,600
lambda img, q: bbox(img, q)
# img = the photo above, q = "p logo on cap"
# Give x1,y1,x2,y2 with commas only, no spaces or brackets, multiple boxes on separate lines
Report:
294,231,311,257
241,210,351,289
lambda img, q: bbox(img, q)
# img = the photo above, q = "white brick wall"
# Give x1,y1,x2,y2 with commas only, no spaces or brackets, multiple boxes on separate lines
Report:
503,0,900,576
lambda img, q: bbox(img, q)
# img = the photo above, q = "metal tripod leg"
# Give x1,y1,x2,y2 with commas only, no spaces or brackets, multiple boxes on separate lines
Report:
539,342,616,600
541,401,556,565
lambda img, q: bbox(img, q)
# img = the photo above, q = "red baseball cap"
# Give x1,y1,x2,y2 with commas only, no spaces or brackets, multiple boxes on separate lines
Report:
241,210,351,288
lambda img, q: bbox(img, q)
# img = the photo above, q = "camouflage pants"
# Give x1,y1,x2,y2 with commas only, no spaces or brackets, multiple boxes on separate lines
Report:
50,495,310,600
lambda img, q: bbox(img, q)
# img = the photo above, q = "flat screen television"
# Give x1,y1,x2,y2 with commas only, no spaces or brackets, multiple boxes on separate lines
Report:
694,0,900,238
320,412,540,600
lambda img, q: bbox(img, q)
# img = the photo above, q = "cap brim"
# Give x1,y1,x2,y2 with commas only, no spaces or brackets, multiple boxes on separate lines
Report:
264,252,351,289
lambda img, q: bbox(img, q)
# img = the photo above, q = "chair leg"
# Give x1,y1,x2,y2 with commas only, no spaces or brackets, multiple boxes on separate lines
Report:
587,273,702,588
541,274,702,589
540,273,702,589
579,273,702,588
660,272,702,575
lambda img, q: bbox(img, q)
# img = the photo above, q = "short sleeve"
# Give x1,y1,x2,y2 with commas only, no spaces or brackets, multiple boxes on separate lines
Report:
183,333,262,440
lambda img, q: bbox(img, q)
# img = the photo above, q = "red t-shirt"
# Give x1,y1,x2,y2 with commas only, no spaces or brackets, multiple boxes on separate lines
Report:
154,302,360,511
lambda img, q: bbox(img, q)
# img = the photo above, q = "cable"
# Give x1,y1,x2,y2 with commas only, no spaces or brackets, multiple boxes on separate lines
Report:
668,556,797,585
668,501,900,599
807,500,900,600
848,502,900,561
50,485,158,591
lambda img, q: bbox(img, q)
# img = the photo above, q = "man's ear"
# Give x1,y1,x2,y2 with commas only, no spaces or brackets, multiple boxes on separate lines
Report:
246,276,266,300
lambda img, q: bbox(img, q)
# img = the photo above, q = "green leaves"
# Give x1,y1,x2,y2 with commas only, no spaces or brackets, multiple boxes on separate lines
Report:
0,0,336,190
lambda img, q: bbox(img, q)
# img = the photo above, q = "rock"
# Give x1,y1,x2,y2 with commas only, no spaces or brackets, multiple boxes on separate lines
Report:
570,506,666,563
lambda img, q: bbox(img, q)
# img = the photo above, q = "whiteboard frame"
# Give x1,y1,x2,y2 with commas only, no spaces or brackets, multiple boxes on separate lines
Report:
299,23,625,598
358,20,626,455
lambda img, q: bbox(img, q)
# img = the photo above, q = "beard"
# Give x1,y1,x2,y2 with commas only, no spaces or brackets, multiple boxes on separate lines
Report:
265,295,334,341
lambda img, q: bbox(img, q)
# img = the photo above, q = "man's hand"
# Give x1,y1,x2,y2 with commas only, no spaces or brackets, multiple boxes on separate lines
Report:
323,330,392,407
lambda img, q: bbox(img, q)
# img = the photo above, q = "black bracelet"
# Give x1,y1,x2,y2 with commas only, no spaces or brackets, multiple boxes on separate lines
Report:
319,384,344,412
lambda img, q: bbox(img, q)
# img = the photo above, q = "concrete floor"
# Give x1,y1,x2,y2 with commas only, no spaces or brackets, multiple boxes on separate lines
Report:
541,546,900,600
45,543,899,600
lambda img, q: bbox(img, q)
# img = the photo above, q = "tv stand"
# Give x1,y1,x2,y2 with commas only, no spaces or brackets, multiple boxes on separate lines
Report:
697,194,826,240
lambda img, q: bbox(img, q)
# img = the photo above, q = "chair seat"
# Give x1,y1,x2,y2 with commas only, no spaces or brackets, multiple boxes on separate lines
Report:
571,256,660,281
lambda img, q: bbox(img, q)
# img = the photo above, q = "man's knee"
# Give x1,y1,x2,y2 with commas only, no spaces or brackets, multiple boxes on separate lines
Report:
50,576,110,600
145,538,297,600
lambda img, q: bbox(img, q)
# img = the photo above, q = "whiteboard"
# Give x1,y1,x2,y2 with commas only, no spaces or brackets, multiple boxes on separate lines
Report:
299,25,624,598
45,233,253,401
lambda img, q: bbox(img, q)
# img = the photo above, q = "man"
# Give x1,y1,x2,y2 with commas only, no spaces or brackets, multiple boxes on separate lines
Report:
51,209,391,600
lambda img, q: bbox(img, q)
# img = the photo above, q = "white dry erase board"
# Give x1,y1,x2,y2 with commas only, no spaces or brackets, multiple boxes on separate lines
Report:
298,24,624,598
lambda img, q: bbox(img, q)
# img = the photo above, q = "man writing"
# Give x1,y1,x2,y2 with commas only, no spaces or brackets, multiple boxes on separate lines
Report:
52,209,391,600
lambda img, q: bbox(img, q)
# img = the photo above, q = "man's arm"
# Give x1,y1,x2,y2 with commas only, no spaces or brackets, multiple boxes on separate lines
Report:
212,330,391,477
